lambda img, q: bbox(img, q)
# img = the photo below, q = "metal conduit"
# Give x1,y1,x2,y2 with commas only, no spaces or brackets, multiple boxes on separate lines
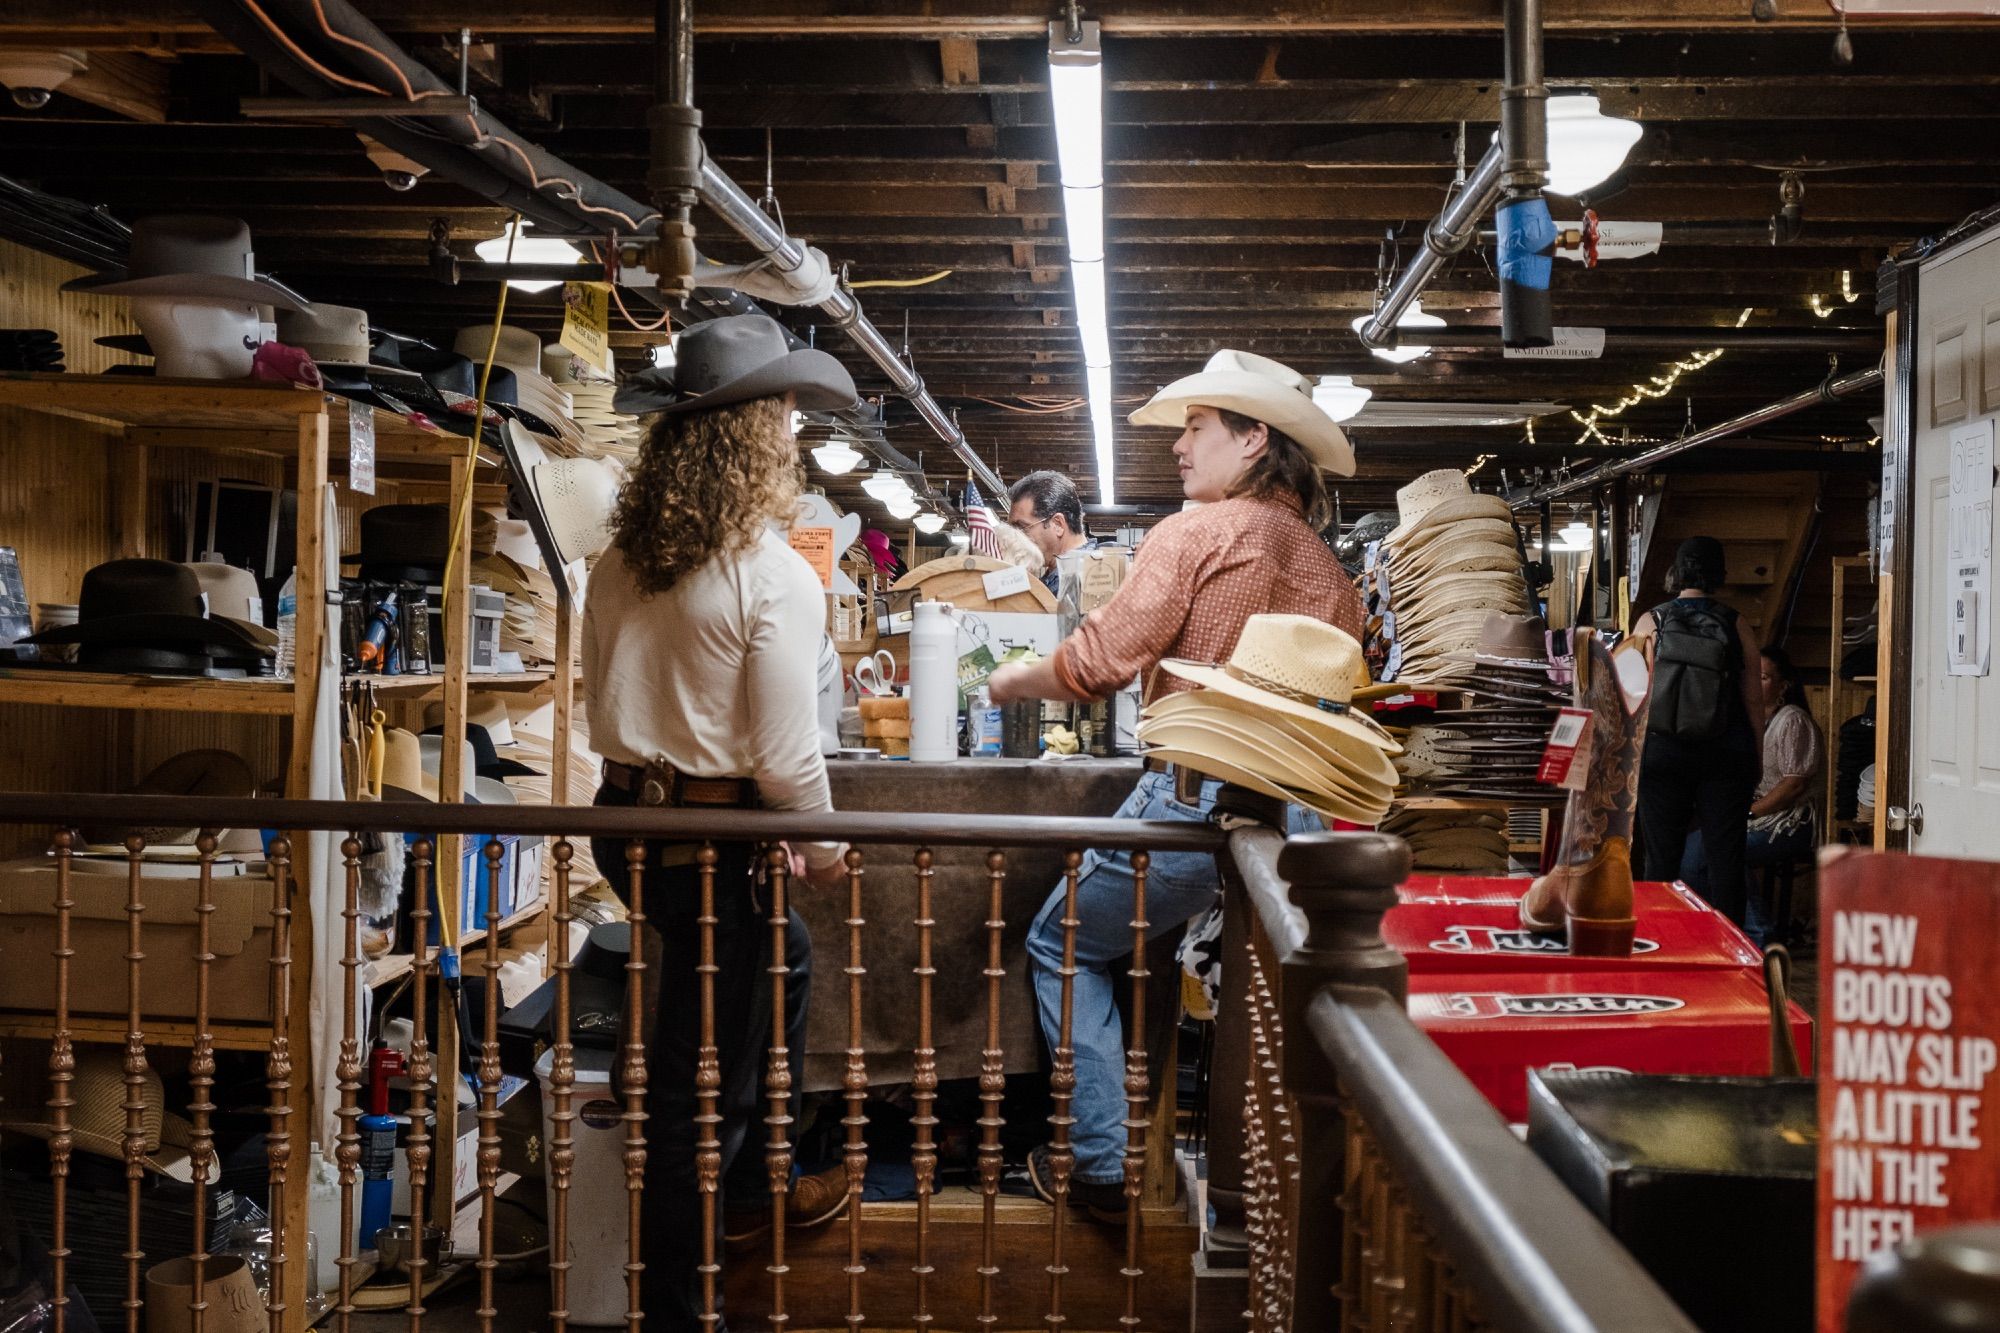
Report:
1511,363,1884,507
1357,144,1504,350
1403,327,1882,354
694,154,1006,496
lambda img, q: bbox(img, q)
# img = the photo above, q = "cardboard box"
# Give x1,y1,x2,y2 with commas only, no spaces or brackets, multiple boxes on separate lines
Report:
0,858,273,1023
1409,969,1813,1123
1397,875,1714,913
1385,898,1760,973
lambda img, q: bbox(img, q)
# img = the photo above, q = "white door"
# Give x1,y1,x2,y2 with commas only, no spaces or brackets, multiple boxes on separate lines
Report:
1910,230,2000,857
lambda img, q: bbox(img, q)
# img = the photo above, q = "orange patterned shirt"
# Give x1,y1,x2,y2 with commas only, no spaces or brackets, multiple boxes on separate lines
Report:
1051,493,1363,701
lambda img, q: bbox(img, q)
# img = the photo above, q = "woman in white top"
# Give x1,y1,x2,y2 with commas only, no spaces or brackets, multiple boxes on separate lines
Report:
585,313,855,1332
1679,645,1824,947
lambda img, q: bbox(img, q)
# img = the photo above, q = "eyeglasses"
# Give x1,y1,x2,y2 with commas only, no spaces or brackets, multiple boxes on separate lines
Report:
1018,514,1058,533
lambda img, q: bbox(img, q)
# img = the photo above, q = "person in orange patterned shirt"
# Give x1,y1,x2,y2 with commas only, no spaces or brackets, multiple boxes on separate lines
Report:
988,350,1364,1220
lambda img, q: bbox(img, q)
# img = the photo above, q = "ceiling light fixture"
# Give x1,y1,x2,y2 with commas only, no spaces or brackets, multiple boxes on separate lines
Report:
914,512,948,534
1312,375,1373,423
861,469,914,504
886,494,921,521
1050,17,1117,506
1542,94,1643,198
812,439,865,475
1555,515,1595,552
473,219,583,294
1351,299,1446,364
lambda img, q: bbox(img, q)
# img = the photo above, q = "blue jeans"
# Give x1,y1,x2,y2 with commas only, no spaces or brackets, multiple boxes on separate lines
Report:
1025,770,1319,1182
1681,819,1813,949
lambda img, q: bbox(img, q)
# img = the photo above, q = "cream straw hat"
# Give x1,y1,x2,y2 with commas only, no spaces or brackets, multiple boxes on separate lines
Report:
1158,615,1396,756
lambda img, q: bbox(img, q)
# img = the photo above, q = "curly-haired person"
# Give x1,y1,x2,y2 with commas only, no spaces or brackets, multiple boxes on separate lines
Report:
586,313,858,1332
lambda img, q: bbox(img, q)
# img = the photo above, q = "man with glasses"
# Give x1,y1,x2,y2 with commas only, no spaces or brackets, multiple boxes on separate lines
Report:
1008,469,1098,594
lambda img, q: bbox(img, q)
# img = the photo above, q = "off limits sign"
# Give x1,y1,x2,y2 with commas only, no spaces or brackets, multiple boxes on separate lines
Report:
1817,852,2000,1330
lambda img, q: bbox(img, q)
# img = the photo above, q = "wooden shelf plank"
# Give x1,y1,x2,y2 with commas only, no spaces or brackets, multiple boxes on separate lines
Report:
459,895,548,949
347,670,556,701
0,667,294,714
0,1011,273,1050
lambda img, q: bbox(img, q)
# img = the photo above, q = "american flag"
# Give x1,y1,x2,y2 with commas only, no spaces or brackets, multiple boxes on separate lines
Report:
964,480,1003,558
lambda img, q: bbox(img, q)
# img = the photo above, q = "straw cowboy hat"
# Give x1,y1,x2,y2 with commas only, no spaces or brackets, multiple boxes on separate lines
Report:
612,313,859,417
1158,615,1397,757
1144,688,1398,793
1137,713,1393,824
497,422,620,570
1129,349,1355,476
1383,470,1516,547
2,1051,195,1180
78,748,264,854
62,215,308,312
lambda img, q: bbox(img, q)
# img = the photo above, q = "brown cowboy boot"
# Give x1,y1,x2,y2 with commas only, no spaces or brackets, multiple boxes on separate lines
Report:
1518,629,1653,956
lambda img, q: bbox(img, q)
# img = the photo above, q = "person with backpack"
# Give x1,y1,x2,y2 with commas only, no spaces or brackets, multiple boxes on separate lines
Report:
1633,536,1766,927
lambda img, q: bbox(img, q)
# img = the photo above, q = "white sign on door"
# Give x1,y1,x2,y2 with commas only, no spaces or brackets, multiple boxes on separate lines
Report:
1946,417,1994,677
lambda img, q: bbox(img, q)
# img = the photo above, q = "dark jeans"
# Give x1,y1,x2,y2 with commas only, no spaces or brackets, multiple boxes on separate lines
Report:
592,781,812,1333
1681,819,1814,948
1636,735,1760,927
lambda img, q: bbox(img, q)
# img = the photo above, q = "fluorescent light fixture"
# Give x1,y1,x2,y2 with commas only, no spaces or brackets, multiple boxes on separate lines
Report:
1051,18,1116,505
812,439,865,475
473,219,582,294
914,512,947,534
886,494,921,520
861,469,913,503
1312,375,1372,423
1348,400,1567,429
1351,299,1446,364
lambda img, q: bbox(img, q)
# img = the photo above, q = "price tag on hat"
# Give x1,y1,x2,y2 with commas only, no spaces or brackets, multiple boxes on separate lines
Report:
1538,706,1594,789
348,403,376,495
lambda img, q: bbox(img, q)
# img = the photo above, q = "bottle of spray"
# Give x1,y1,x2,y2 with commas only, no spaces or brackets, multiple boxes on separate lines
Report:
359,1041,405,1253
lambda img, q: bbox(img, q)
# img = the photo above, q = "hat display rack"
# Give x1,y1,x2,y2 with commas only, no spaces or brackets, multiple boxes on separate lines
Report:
0,206,617,1289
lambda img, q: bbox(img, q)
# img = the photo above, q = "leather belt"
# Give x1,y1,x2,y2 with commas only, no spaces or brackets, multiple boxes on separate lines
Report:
602,759,758,809
1141,755,1207,804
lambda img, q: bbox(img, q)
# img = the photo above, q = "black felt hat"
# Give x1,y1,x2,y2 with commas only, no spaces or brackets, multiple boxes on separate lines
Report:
420,721,540,780
342,503,449,583
20,559,274,669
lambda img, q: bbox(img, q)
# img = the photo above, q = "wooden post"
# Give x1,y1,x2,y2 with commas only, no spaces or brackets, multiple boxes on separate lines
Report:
429,449,476,1233
1271,830,1411,1333
1193,849,1255,1333
552,586,576,806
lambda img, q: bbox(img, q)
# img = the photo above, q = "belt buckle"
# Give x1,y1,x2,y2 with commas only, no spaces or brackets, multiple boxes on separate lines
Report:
639,761,674,807
1174,763,1203,806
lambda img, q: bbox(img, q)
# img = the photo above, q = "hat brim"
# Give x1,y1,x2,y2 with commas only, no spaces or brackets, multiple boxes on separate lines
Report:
1157,661,1399,762
618,347,858,417
1145,692,1400,791
1128,371,1355,476
0,1120,193,1180
1391,516,1521,559
23,611,271,657
1138,719,1388,815
61,271,307,312
1140,734,1386,825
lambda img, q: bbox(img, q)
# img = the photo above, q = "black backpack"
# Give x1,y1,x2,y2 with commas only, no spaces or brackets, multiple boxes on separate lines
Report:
1648,599,1741,742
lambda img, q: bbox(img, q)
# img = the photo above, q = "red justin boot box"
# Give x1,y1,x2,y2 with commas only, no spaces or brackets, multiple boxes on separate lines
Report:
1384,895,1760,973
1397,875,1714,914
1409,969,1814,1123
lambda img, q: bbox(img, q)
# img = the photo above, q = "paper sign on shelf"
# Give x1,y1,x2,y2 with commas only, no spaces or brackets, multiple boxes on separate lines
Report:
981,564,1033,601
559,281,612,373
1816,852,2000,1332
348,402,376,496
789,526,836,590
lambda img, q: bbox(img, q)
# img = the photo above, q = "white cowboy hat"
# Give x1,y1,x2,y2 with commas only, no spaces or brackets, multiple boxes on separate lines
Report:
1384,469,1471,544
1136,713,1393,824
1129,349,1355,476
1143,690,1399,794
1157,614,1398,756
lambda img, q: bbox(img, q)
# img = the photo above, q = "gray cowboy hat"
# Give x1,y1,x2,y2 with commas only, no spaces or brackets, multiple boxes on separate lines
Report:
613,313,856,417
62,215,309,311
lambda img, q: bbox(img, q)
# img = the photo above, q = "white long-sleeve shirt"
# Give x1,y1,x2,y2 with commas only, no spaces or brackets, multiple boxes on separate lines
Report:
582,528,842,868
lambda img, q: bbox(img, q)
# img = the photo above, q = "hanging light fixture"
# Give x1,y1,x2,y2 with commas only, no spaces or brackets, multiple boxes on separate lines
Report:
1555,512,1595,551
1544,94,1643,198
914,512,947,535
473,219,582,294
1351,299,1446,364
861,469,913,503
812,438,865,475
1312,375,1373,423
1049,16,1117,506
885,493,921,521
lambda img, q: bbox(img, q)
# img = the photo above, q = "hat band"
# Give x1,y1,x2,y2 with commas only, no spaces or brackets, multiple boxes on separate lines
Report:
1224,663,1349,714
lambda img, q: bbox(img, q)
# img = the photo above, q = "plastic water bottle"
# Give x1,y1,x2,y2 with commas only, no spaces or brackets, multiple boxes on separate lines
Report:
275,571,297,678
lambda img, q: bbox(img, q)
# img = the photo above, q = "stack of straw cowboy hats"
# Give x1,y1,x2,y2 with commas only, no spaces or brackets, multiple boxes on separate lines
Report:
1364,469,1529,690
1136,614,1401,824
1395,611,1572,806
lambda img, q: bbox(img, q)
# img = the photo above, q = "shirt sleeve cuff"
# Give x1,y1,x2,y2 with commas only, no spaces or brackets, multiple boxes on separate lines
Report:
1051,641,1099,701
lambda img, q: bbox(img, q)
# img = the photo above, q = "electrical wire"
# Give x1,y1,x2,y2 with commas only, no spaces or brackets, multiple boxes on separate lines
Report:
594,240,673,333
848,270,954,289
968,396,1086,414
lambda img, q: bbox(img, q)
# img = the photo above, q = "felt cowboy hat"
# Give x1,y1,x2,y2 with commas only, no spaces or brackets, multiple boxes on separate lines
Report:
418,733,516,805
1465,611,1557,669
77,748,264,854
62,215,308,312
1157,614,1397,757
21,559,274,668
1,1051,195,1180
184,562,279,649
612,313,858,417
422,721,540,780
453,324,577,414
1129,349,1355,476
425,694,525,750
342,503,449,584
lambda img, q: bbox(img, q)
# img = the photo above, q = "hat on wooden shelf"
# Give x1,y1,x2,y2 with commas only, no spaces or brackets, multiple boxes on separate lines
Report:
61,215,309,312
19,559,274,674
0,1051,195,1180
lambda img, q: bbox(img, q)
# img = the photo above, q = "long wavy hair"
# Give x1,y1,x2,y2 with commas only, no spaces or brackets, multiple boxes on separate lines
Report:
611,394,801,595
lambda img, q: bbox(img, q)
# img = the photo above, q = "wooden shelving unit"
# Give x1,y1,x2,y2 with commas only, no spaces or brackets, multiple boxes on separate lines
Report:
0,371,581,1291
1827,555,1878,839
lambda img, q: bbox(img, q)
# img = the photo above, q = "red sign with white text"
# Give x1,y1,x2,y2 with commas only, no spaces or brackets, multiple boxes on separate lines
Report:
1816,852,2000,1332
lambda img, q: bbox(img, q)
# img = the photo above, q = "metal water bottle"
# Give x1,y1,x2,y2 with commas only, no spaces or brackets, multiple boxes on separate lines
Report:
908,600,958,762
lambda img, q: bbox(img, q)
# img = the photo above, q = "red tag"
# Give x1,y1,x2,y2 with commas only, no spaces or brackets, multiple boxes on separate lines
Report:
1538,707,1594,787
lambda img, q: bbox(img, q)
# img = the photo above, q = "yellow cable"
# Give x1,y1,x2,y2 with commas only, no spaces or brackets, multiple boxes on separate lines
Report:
848,269,953,289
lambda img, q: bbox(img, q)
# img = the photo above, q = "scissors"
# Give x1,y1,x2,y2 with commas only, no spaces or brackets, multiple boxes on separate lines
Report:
853,650,897,697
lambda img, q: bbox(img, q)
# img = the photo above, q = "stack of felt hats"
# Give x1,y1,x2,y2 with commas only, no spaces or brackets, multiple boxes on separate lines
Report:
1137,615,1401,824
1378,806,1510,873
455,324,592,455
1365,469,1529,690
1405,611,1571,805
544,344,643,459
